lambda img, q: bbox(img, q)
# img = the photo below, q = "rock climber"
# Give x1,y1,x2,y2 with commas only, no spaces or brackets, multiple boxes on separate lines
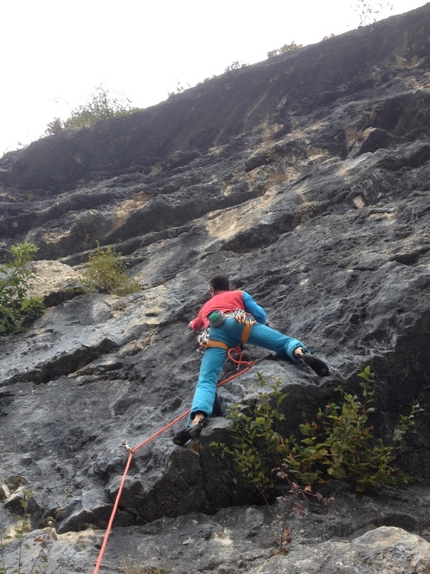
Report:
173,274,329,446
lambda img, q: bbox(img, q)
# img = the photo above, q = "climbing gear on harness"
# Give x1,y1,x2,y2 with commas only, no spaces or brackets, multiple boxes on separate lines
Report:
299,352,330,377
197,328,210,348
231,308,256,343
208,310,227,327
197,328,229,352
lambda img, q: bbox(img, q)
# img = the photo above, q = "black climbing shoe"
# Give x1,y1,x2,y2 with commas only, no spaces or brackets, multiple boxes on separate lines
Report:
173,422,205,447
299,353,330,377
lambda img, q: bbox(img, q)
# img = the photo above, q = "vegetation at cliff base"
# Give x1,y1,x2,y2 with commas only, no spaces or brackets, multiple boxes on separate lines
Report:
212,367,422,494
0,242,45,335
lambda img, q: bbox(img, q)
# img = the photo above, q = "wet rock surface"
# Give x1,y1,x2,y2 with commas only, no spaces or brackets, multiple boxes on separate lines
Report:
0,5,430,573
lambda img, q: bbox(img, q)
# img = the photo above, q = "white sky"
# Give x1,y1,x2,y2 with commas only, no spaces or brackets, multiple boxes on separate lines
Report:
1,0,426,156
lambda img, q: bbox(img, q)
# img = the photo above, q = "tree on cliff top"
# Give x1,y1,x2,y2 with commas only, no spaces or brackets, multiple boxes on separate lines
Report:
354,0,393,26
45,85,141,135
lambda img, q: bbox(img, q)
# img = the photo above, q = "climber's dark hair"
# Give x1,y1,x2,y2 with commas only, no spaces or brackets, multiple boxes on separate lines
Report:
209,275,230,292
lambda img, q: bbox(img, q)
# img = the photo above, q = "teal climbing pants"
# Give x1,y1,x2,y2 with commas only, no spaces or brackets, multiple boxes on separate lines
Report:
189,317,308,423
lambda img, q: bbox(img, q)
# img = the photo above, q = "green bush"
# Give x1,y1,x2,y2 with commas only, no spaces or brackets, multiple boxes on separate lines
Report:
212,374,290,493
80,243,140,296
288,366,422,491
45,85,141,134
224,60,249,72
0,242,45,335
213,367,422,494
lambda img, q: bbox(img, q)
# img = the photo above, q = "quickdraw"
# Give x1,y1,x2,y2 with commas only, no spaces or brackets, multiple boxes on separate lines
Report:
197,328,229,352
231,309,256,344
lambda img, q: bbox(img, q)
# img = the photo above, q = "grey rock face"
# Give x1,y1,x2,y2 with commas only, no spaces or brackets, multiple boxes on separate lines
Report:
0,4,430,573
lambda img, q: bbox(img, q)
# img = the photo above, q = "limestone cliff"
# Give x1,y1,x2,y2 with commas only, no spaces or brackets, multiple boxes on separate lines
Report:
0,5,430,573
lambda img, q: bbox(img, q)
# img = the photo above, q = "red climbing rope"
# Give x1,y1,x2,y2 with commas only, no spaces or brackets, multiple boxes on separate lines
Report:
93,346,257,574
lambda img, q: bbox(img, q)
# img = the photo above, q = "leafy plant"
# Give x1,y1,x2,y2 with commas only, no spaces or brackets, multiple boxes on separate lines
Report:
80,243,140,296
267,41,303,58
212,373,290,494
45,84,141,134
213,367,422,494
287,366,423,492
0,242,45,335
224,60,249,72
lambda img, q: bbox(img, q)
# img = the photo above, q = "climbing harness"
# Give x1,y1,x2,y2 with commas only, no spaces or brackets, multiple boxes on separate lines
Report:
198,308,257,352
93,346,260,574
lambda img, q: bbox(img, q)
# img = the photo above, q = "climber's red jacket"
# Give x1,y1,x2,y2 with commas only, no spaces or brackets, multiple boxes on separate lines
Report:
189,290,267,330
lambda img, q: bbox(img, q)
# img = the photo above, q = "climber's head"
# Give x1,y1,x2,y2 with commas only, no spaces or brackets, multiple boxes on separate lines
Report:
209,275,230,295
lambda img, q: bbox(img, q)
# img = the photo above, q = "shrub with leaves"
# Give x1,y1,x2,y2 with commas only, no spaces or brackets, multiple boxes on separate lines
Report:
287,366,422,491
212,373,290,494
45,85,141,134
0,242,45,335
80,243,140,296
213,367,422,494
267,41,303,58
224,60,249,72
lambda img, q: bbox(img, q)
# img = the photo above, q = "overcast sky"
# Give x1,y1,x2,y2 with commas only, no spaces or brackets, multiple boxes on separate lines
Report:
1,0,426,156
